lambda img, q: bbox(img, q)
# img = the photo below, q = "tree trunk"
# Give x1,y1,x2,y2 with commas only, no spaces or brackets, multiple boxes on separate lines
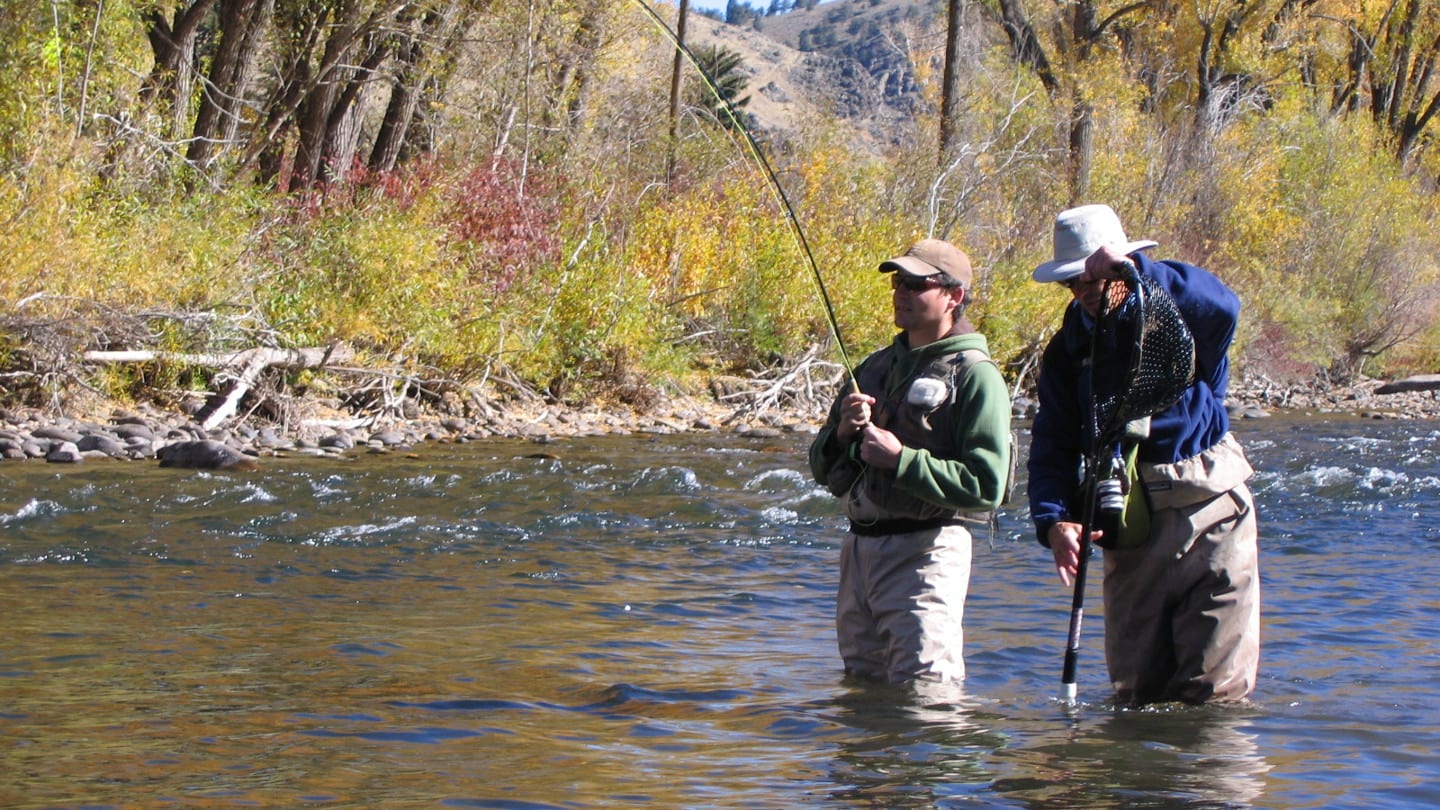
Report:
371,53,424,171
250,9,327,188
251,1,401,190
83,345,356,431
319,36,393,181
189,0,274,172
370,3,468,171
667,0,690,186
1068,0,1098,203
140,0,217,135
939,0,962,163
1068,101,1093,205
994,0,1057,93
561,0,607,138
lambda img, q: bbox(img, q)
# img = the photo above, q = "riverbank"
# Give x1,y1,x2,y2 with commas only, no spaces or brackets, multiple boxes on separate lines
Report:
1,374,1437,467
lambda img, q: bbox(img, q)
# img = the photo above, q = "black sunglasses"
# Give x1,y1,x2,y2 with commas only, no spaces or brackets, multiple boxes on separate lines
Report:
891,274,953,293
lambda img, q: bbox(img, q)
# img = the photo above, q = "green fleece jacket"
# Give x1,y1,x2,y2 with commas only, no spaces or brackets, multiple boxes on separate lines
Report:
809,331,1012,518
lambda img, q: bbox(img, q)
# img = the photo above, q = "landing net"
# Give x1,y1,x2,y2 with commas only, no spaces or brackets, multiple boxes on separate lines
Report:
1092,273,1196,448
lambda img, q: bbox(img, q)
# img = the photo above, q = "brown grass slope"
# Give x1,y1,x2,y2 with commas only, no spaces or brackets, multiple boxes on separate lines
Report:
686,0,945,148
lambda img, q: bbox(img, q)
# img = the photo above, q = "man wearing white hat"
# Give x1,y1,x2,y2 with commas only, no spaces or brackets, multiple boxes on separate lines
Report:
1028,204,1261,705
809,238,1012,684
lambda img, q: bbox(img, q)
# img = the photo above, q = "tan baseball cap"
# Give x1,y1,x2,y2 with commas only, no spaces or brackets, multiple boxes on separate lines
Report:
879,238,973,288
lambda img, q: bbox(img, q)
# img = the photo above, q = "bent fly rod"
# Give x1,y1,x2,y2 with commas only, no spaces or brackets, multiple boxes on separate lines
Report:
631,0,859,390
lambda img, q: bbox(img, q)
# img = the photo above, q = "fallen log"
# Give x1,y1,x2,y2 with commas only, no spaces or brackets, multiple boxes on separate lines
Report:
83,344,355,430
82,346,354,369
1375,374,1440,395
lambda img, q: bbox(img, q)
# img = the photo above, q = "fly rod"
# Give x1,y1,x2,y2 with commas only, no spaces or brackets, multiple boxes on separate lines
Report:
632,0,859,390
1060,300,1109,705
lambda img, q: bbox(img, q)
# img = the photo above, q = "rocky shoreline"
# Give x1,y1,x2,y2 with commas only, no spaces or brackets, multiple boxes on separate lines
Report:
2,375,1437,469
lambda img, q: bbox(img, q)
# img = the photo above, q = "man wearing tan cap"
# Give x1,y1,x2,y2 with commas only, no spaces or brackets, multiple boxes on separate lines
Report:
809,238,1012,683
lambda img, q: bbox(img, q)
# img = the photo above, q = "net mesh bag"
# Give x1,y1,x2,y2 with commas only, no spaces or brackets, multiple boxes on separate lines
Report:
1091,273,1196,446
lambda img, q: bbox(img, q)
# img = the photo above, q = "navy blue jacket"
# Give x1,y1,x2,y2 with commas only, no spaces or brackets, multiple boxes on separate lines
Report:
1027,252,1239,545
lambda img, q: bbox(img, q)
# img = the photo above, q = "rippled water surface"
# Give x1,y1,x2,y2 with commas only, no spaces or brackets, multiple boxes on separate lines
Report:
2,416,1438,808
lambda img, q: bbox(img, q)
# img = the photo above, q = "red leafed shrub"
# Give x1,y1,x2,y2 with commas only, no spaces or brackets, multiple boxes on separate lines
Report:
282,157,444,221
445,158,563,294
348,158,442,211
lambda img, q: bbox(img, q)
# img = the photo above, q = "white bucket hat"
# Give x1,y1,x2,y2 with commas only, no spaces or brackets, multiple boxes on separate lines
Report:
1032,204,1157,283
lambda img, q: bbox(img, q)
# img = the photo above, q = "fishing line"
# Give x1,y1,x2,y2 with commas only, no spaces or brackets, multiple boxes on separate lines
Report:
631,0,858,387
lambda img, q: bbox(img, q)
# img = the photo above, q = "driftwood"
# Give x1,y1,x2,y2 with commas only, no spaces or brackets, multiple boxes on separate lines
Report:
83,344,355,430
1375,374,1440,395
716,346,844,422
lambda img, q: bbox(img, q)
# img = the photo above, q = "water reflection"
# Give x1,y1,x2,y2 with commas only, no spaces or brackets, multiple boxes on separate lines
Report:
823,678,1004,807
821,677,1270,809
994,703,1270,809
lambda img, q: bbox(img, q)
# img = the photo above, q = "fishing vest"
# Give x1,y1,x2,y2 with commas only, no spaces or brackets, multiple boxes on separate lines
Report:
843,346,1013,531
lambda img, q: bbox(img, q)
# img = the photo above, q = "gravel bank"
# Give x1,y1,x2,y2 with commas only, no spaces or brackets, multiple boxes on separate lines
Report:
2,375,1436,468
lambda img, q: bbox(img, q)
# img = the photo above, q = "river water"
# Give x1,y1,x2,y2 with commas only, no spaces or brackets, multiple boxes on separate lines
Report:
1,415,1437,809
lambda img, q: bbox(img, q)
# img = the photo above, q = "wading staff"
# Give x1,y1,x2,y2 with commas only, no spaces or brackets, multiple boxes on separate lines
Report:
631,0,859,391
1059,315,1109,704
1060,263,1143,704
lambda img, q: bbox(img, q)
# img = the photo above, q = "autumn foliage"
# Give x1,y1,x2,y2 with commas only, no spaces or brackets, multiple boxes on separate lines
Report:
0,0,1437,415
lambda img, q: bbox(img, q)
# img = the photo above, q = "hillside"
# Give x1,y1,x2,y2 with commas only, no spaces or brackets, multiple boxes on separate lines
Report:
686,0,947,147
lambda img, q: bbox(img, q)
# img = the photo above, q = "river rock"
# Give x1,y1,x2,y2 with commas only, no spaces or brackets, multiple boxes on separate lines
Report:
112,422,157,440
33,426,84,443
156,439,257,470
78,434,127,458
370,429,408,446
110,412,153,426
124,437,155,460
255,427,288,449
1227,402,1271,419
319,432,355,450
45,441,83,463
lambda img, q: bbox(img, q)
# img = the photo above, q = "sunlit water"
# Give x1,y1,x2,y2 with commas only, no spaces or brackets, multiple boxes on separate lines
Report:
2,416,1437,809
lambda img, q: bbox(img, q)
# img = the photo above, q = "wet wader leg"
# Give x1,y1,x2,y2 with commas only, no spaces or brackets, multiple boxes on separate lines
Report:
908,525,972,682
870,526,972,683
836,533,886,680
1104,485,1259,705
837,527,973,683
1103,536,1179,705
1169,485,1260,703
